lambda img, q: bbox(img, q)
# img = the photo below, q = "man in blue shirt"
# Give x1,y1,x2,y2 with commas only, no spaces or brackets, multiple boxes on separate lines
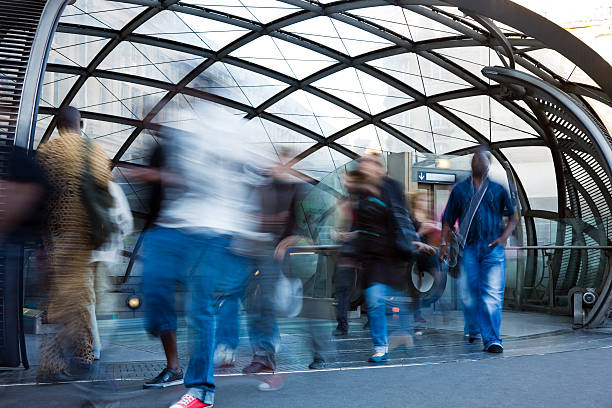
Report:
440,148,518,353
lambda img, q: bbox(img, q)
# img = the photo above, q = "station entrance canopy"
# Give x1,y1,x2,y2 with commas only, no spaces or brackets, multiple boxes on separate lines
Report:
1,0,612,366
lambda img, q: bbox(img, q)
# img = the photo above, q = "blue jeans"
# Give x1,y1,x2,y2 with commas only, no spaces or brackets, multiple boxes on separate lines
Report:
365,283,413,354
142,227,250,404
460,243,506,349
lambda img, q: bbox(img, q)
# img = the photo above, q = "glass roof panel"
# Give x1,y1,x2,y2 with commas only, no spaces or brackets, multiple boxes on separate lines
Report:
232,0,301,24
98,41,204,84
502,146,558,212
136,10,250,51
394,8,462,42
368,53,425,95
60,1,146,30
40,72,79,108
433,133,479,154
152,94,198,127
179,0,255,21
120,130,160,165
416,55,473,96
337,124,414,154
113,167,148,214
568,66,599,87
383,106,436,152
294,147,343,180
428,108,480,143
337,125,382,152
188,62,251,106
266,90,361,137
73,77,166,120
523,49,575,79
351,6,416,39
439,95,538,141
34,115,57,149
326,18,394,57
268,37,337,79
257,118,319,144
223,64,289,106
436,46,504,84
230,35,300,78
266,90,324,134
177,13,249,50
584,97,612,136
134,10,210,50
85,125,135,158
284,17,351,54
130,43,205,83
49,33,111,67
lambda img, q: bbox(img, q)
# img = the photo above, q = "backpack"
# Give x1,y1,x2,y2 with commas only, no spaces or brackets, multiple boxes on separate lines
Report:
81,138,116,249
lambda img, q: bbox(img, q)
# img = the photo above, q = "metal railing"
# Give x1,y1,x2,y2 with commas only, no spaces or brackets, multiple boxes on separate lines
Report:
286,244,612,327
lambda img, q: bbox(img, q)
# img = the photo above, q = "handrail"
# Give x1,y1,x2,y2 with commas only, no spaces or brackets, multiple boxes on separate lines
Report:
288,244,612,252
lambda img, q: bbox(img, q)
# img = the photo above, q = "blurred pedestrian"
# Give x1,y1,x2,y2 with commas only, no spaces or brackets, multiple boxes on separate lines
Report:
240,149,305,376
408,190,442,325
351,154,434,363
36,106,113,380
331,171,360,337
88,180,133,360
134,104,255,408
440,147,517,353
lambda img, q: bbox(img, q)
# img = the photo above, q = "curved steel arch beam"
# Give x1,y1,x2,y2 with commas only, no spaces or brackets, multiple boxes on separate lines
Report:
14,0,68,150
441,0,612,98
39,3,173,144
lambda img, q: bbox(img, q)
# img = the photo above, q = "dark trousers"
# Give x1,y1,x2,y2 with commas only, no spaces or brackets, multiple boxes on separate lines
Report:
335,266,357,330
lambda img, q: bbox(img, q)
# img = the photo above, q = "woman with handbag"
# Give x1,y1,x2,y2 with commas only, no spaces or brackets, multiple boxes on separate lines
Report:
352,154,434,363
36,106,112,380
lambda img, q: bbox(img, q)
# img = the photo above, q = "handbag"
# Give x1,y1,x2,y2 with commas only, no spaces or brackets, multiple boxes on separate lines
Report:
385,180,421,260
81,138,116,249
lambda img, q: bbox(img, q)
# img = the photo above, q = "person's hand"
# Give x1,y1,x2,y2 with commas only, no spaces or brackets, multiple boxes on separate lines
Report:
414,241,435,256
488,236,508,247
274,235,302,260
419,222,437,235
123,166,163,183
333,231,357,243
439,244,449,262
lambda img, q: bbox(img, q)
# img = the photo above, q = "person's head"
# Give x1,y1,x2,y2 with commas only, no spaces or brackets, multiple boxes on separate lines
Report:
359,153,385,183
342,170,366,194
56,106,81,136
471,146,492,178
409,190,429,213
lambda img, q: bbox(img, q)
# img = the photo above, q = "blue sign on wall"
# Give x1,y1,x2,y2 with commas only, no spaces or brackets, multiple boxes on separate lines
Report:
416,171,456,184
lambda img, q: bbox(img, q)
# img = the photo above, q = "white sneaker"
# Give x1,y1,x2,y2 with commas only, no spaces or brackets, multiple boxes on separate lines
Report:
213,344,236,368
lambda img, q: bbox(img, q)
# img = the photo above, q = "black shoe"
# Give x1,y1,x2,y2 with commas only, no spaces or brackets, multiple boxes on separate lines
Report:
486,344,503,353
469,337,480,344
242,361,274,375
143,367,183,388
308,359,326,370
333,327,348,337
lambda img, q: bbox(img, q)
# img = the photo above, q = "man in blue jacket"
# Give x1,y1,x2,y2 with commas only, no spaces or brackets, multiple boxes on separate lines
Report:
440,147,517,353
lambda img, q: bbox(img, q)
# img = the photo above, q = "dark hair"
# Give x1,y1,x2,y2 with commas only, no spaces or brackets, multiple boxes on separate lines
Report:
476,145,492,163
56,106,81,134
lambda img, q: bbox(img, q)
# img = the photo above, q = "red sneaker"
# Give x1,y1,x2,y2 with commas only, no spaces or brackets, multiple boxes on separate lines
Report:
169,393,212,408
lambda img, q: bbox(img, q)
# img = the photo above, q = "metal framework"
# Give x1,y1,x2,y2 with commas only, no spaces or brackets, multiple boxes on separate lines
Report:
17,0,612,320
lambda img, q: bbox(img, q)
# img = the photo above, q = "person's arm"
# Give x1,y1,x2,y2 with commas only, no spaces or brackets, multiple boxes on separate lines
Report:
275,183,307,260
440,187,459,261
488,187,519,247
0,181,45,237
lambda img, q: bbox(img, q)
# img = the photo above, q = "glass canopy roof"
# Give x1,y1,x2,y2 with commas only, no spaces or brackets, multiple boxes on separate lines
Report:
37,0,611,192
